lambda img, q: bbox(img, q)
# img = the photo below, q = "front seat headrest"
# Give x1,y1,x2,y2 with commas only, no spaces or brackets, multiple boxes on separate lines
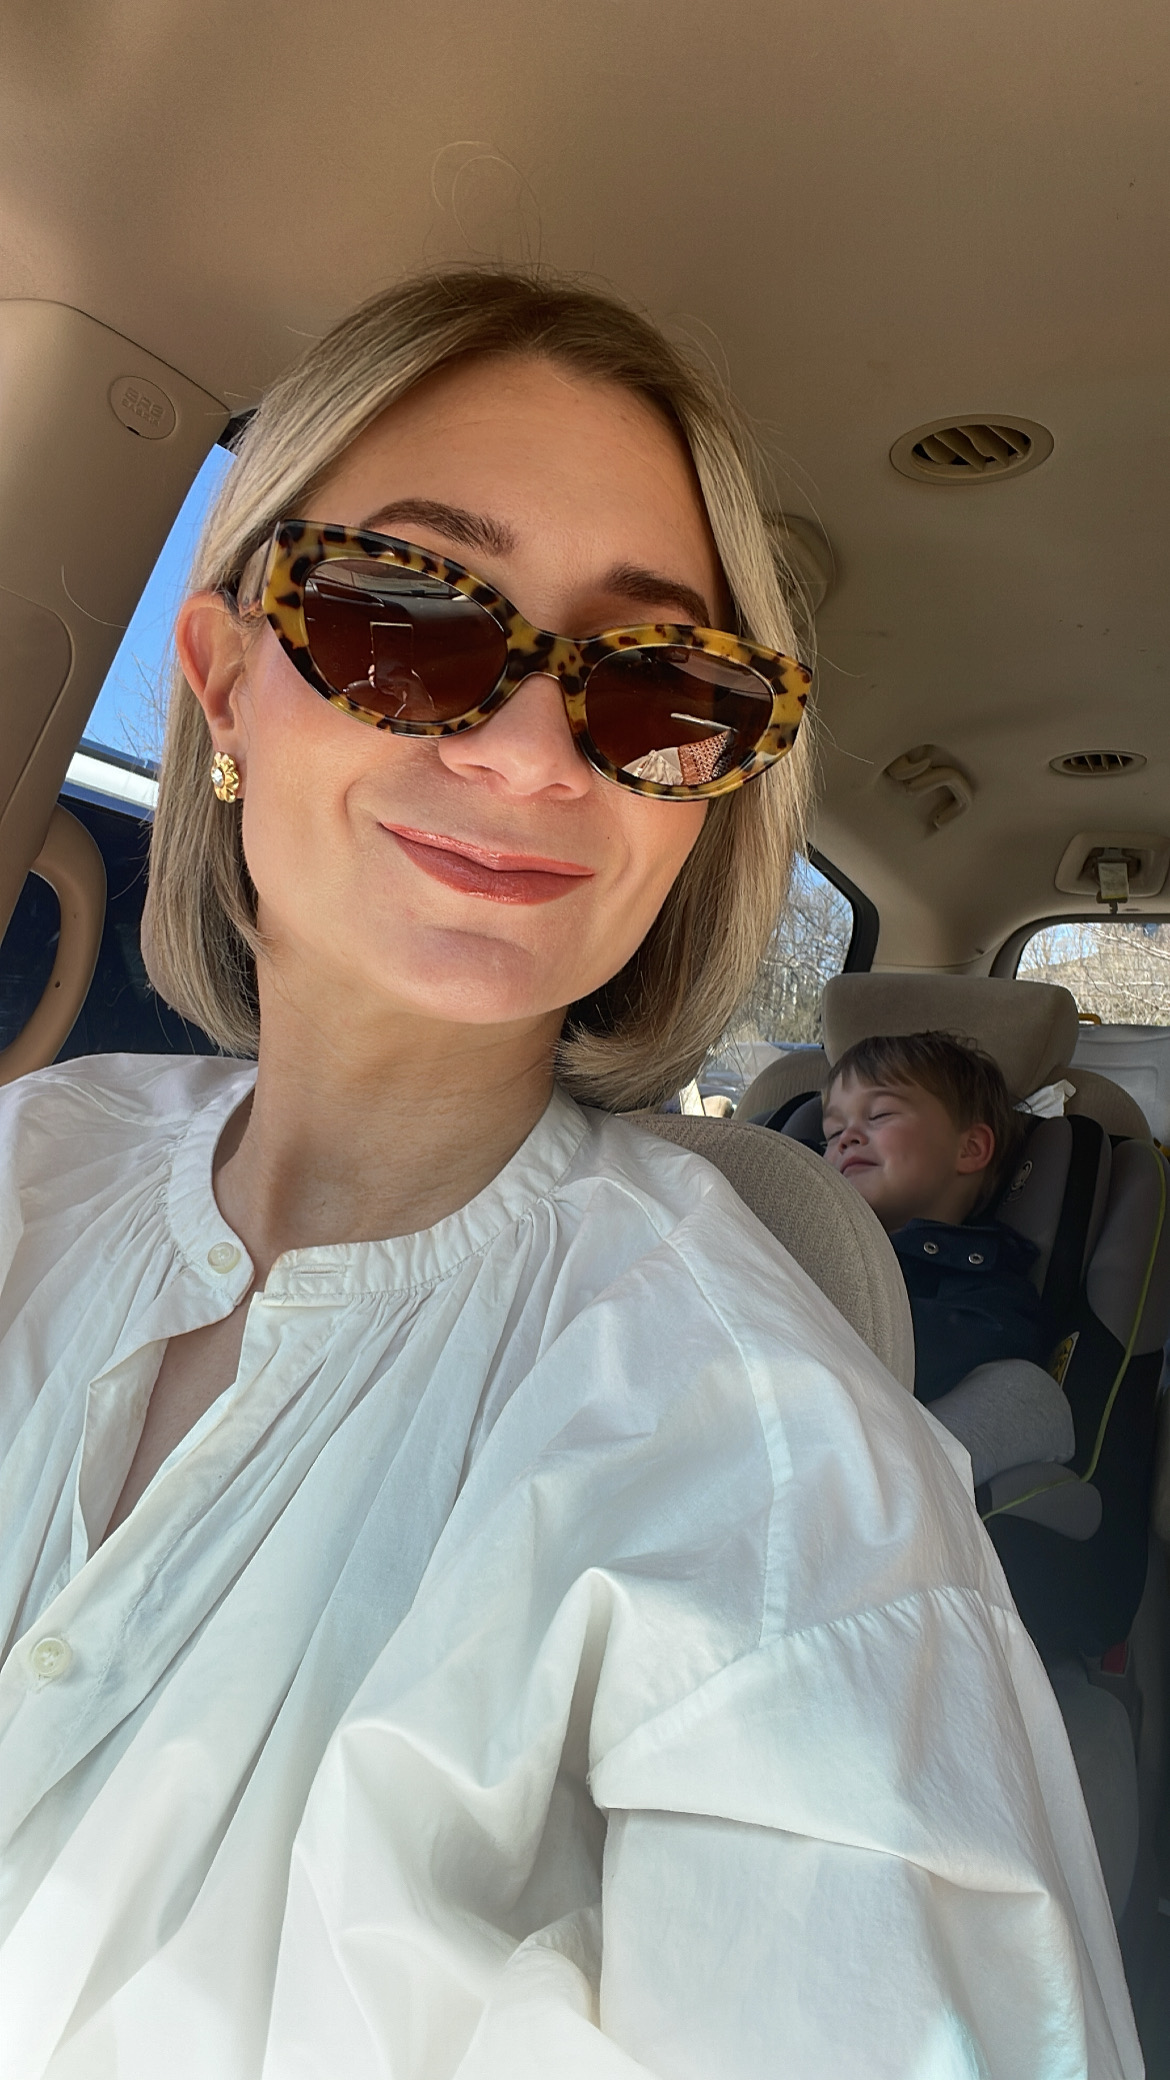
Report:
630,1113,915,1390
821,972,1079,1100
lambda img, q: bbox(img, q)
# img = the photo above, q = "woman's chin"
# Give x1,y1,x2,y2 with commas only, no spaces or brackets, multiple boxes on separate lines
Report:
339,933,574,1033
372,913,633,1030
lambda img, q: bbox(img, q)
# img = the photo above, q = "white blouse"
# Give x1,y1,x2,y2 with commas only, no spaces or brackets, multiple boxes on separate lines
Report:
0,1054,1140,2080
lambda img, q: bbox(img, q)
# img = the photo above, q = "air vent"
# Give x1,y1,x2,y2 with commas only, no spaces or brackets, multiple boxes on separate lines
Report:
890,417,1053,484
1049,750,1146,778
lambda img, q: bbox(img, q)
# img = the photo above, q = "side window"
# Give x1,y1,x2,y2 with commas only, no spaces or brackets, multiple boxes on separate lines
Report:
1016,920,1170,1025
704,854,862,1102
84,443,234,764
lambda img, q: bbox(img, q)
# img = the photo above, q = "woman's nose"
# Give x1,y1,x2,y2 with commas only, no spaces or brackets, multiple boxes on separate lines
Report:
436,673,591,799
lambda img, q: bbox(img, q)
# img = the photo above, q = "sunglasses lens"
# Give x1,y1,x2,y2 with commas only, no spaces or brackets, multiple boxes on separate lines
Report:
585,646,774,789
302,560,507,723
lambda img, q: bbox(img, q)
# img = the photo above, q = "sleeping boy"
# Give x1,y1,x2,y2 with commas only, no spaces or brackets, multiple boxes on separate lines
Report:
820,1030,1073,1488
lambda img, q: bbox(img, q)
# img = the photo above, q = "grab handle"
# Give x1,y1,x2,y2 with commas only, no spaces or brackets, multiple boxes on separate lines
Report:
0,806,105,1086
885,747,974,830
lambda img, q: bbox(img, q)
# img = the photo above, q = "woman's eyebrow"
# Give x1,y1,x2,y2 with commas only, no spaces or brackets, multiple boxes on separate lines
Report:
355,507,714,625
358,499,518,559
601,563,713,627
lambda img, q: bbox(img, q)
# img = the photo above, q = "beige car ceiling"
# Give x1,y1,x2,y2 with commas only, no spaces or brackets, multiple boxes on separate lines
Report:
1,0,1167,970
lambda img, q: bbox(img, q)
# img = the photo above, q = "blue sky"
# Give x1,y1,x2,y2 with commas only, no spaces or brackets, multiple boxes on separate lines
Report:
84,444,234,764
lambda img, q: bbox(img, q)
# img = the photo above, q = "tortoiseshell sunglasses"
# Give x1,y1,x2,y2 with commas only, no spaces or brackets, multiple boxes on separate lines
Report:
236,520,810,800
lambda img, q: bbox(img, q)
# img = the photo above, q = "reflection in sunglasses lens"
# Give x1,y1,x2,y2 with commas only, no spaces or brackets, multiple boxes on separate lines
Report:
303,560,507,722
585,648,771,786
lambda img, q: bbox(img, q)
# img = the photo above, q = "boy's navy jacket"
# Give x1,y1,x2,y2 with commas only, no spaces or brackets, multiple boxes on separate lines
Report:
889,1216,1048,1402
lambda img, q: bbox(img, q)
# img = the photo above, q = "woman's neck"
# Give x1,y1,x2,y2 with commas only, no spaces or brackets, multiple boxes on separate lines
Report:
212,971,564,1286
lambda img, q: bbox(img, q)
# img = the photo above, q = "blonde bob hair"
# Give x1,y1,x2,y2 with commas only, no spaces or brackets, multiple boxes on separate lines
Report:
145,269,813,1111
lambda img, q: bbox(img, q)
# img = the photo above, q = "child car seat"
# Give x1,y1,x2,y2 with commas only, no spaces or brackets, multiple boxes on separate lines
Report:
746,972,1169,1651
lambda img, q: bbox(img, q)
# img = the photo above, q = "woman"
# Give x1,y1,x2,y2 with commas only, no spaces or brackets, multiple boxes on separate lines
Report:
0,272,1138,2077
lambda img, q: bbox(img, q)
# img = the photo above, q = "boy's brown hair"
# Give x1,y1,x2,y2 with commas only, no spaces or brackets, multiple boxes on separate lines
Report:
825,1030,1025,1208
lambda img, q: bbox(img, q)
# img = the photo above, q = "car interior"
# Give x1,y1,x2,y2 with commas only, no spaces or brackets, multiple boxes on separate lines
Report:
1,0,1167,2062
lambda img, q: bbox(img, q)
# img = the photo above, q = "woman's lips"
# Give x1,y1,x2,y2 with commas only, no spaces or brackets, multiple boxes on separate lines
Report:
384,825,595,906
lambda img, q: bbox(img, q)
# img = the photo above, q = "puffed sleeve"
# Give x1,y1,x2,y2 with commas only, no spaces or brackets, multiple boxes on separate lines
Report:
589,1590,1138,2079
264,1578,1138,2080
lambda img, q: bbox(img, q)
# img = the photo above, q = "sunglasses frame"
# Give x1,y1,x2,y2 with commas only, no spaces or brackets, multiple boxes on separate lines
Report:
236,519,810,800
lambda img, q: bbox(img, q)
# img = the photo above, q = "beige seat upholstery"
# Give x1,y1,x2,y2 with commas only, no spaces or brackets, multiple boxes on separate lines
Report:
1065,1069,1152,1142
737,972,1150,1140
737,1044,830,1122
629,1113,915,1390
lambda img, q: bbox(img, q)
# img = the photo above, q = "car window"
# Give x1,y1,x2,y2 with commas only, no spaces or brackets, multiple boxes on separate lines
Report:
703,854,857,1101
1016,919,1170,1026
84,443,234,764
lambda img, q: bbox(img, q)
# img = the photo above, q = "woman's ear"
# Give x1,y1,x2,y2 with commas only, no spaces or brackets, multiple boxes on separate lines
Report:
175,592,250,758
956,1121,996,1175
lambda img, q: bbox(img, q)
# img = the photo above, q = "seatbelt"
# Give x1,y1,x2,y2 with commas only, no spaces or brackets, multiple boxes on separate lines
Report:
1039,1114,1106,1323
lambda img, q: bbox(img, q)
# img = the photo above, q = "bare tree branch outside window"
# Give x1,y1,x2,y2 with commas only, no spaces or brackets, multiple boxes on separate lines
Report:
1018,921,1170,1026
704,858,853,1098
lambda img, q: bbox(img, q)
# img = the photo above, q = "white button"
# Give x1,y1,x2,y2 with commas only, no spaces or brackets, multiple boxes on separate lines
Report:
207,1241,241,1273
923,1240,939,1256
29,1636,72,1682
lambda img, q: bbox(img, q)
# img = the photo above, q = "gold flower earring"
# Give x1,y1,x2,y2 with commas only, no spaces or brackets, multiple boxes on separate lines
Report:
210,751,241,803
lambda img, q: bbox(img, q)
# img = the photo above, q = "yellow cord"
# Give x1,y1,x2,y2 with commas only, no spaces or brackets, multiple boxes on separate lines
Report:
1079,1144,1165,1485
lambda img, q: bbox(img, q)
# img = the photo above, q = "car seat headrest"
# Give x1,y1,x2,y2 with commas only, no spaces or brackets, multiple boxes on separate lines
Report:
821,973,1079,1100
779,1095,826,1148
